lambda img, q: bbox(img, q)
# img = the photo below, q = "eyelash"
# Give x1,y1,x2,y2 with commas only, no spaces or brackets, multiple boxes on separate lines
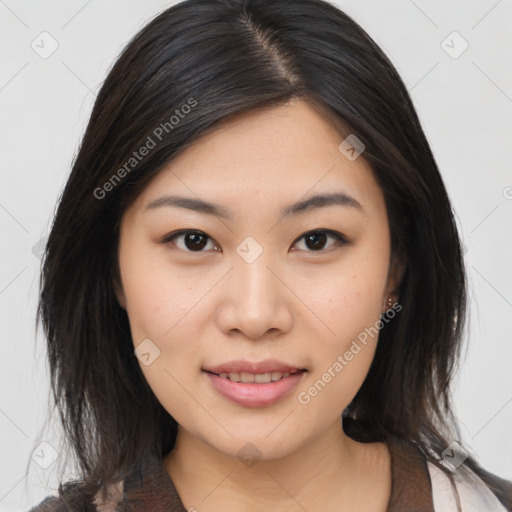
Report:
161,229,348,254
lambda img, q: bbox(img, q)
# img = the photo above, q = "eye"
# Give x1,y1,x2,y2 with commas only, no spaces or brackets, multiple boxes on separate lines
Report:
162,229,347,253
291,229,347,252
162,230,219,252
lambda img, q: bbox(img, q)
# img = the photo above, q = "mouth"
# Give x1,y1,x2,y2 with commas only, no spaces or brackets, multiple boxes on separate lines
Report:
202,360,308,407
203,359,307,376
203,368,307,383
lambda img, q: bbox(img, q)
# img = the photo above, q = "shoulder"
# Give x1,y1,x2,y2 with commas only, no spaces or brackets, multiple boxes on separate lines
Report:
28,493,80,512
29,480,124,512
427,462,510,511
29,495,61,512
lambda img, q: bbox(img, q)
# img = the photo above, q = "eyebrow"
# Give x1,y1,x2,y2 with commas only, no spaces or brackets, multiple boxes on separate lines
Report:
144,191,364,221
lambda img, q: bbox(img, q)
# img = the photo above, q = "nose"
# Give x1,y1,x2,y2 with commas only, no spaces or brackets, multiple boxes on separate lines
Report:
216,249,294,340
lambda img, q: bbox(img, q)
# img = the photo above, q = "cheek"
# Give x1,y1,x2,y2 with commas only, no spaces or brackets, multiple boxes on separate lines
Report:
121,263,207,424
293,245,389,409
119,241,208,342
294,281,385,420
118,244,213,411
298,252,389,350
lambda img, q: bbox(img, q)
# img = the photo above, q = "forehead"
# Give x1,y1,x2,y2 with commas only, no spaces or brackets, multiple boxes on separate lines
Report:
130,99,385,219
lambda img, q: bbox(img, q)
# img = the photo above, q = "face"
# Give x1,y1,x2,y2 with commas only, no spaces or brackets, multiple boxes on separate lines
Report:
115,99,401,460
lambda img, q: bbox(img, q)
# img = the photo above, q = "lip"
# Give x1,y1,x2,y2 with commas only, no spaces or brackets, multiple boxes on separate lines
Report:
204,369,307,407
203,359,305,375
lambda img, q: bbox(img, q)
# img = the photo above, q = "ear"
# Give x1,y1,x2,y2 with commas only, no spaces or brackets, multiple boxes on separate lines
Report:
383,246,406,309
112,273,127,310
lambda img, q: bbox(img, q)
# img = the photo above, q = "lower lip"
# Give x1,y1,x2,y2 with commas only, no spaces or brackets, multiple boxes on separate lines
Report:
204,370,306,407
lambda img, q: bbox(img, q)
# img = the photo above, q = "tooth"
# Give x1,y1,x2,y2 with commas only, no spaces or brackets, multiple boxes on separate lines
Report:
240,372,255,383
254,372,272,383
219,371,294,383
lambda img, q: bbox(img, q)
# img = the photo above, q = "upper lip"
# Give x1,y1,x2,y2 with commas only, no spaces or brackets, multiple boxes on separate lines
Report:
203,359,306,375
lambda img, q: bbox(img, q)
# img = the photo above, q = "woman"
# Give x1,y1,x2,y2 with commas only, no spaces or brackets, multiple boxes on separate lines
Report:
30,0,511,510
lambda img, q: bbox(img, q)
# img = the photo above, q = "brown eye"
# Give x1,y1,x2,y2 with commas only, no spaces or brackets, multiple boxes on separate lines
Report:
292,230,346,252
163,230,218,252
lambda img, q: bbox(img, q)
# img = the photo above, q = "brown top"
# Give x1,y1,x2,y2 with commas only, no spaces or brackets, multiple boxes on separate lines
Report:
30,436,435,511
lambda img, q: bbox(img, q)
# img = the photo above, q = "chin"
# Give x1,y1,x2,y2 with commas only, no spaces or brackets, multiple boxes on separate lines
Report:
205,427,305,463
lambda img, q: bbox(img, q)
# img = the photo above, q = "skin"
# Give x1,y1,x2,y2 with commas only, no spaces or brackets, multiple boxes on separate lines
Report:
115,99,403,512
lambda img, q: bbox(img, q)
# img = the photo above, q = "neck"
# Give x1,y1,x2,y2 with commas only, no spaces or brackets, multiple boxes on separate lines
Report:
163,420,390,512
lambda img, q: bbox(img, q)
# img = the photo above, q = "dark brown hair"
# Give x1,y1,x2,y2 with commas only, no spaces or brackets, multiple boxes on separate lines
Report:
33,0,511,509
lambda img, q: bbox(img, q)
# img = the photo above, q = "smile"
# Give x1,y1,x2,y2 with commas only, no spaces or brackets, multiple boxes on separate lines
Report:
213,370,301,383
203,369,307,407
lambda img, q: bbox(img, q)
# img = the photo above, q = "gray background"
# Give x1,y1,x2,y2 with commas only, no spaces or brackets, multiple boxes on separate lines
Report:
1,0,511,510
